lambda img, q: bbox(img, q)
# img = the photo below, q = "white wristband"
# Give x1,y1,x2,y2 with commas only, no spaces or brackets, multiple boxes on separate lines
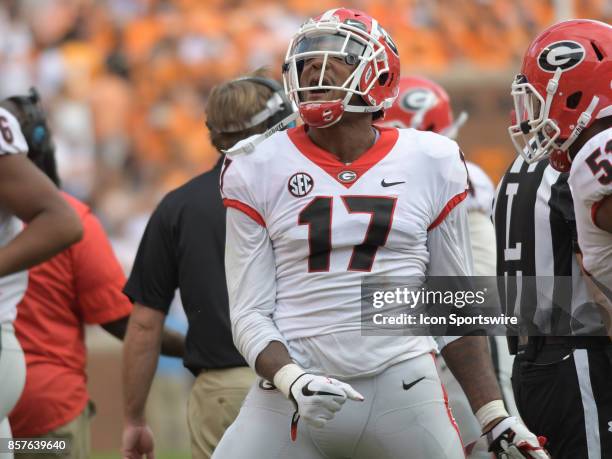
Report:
273,363,305,399
475,400,509,430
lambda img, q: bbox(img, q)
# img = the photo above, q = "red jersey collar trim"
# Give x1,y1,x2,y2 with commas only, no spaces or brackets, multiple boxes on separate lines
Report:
287,125,399,188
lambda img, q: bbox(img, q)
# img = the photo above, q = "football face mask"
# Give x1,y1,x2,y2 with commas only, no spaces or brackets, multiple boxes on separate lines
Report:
508,71,564,166
282,8,399,128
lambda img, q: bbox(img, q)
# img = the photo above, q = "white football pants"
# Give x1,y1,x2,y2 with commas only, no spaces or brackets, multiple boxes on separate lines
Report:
0,323,26,459
212,353,464,459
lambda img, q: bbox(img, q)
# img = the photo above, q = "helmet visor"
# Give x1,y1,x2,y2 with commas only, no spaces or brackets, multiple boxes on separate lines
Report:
294,32,367,56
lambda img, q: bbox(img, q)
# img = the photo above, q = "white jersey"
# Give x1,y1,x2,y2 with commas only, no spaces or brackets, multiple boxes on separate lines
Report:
464,161,496,276
568,128,612,291
465,161,495,217
222,126,472,378
0,107,29,323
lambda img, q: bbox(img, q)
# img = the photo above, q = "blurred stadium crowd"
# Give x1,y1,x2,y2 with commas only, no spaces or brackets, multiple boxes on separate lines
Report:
0,0,610,262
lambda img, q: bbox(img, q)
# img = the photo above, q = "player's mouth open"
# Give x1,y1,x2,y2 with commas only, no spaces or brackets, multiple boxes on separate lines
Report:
305,81,334,99
309,88,330,94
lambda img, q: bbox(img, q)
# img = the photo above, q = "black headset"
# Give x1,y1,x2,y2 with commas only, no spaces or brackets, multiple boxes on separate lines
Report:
222,76,296,132
6,88,52,153
6,87,59,185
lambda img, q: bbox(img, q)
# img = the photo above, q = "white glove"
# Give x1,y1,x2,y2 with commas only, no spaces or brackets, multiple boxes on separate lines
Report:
485,417,550,458
289,373,364,428
273,363,364,438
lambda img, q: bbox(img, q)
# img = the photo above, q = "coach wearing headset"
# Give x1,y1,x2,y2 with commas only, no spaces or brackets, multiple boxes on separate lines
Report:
121,69,296,459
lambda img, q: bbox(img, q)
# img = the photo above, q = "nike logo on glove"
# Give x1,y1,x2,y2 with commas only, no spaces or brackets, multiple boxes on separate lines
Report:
402,376,425,391
381,179,406,187
302,381,343,397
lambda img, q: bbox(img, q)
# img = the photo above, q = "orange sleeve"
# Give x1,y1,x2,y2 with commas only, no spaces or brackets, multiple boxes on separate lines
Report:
73,209,133,324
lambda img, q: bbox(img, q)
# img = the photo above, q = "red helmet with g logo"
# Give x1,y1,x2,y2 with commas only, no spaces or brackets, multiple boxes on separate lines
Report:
282,8,400,128
379,75,468,139
508,19,612,172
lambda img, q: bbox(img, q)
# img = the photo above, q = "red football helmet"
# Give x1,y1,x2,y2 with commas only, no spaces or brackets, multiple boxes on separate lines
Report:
378,75,468,139
282,8,400,128
508,19,612,172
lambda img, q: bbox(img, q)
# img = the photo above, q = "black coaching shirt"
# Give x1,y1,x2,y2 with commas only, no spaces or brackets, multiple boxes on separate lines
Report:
124,157,247,374
494,155,605,336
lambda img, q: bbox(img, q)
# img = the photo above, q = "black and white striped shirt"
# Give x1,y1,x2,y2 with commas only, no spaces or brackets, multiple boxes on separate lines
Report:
494,156,605,336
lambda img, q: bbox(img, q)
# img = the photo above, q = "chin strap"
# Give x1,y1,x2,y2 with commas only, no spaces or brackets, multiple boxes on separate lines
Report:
441,111,469,140
558,95,600,152
223,111,300,156
343,104,383,113
542,68,562,121
408,92,439,131
409,106,427,130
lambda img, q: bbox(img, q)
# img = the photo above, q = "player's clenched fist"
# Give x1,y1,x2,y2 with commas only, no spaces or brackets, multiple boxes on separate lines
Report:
273,363,364,430
290,374,364,428
486,417,550,459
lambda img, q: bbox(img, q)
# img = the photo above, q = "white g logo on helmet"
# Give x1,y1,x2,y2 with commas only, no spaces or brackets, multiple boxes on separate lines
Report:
400,89,437,113
537,41,585,72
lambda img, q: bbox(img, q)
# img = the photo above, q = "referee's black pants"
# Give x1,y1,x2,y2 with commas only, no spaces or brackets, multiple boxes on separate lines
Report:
512,340,612,459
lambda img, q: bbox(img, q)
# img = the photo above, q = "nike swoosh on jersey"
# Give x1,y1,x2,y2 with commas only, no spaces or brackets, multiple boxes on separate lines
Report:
402,376,425,390
381,179,406,187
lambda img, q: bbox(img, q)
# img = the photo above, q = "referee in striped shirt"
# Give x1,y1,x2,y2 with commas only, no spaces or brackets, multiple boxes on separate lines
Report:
494,155,612,458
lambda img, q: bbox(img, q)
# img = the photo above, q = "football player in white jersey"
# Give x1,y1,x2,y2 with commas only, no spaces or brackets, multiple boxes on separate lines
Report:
379,75,519,458
0,93,82,458
508,19,612,330
215,8,548,459
380,76,497,275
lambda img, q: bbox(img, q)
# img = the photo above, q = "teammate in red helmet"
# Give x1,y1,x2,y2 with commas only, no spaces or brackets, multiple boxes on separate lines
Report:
509,19,612,316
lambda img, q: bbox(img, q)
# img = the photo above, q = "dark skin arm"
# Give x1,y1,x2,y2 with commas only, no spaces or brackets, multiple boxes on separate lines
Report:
254,341,293,383
441,335,505,432
594,194,612,233
102,314,185,358
0,154,82,276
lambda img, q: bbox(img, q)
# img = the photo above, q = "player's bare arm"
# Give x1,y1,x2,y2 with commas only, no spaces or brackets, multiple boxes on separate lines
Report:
254,340,293,382
0,153,82,276
441,335,503,430
429,170,550,457
441,335,550,458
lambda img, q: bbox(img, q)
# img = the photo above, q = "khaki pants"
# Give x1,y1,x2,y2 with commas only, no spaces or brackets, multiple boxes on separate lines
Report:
14,402,94,459
187,366,254,459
